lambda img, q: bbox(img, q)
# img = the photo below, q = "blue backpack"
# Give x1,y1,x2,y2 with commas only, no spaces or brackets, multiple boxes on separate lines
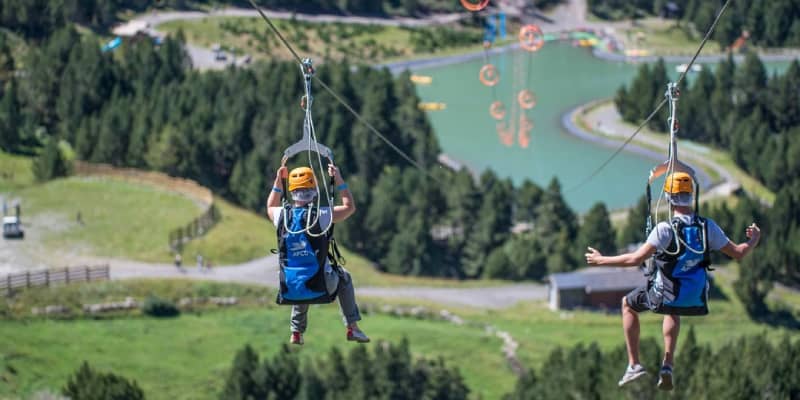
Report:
646,216,712,316
276,206,340,305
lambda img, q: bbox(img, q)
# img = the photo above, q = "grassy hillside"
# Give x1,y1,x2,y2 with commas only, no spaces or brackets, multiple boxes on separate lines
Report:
10,175,279,265
18,177,199,262
180,197,276,264
0,151,34,192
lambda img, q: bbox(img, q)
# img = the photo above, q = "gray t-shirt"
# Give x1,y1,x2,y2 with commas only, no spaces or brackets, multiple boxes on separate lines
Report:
646,214,730,252
271,206,332,231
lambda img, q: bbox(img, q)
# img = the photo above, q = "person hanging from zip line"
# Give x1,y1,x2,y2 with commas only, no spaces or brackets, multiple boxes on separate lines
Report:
266,163,370,345
584,172,761,391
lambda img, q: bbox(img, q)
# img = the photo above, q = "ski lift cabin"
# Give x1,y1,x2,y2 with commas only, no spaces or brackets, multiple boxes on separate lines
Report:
2,216,24,239
547,267,646,311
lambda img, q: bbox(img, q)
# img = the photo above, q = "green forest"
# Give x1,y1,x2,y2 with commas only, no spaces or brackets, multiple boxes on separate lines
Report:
0,20,621,282
615,54,800,316
57,330,800,399
1,2,799,400
589,0,800,48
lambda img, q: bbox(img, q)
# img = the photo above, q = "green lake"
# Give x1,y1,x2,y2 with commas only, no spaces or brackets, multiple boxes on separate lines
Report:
412,44,791,212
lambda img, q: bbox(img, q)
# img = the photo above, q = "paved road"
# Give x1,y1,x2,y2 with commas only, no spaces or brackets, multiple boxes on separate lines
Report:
114,0,591,71
116,7,471,70
4,247,547,309
106,254,546,309
562,99,741,200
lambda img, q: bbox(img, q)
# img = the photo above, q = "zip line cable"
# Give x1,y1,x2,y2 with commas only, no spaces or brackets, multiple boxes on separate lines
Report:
245,0,435,179
567,0,732,193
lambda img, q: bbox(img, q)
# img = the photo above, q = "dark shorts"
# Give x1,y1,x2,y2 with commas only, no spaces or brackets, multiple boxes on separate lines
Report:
625,285,651,313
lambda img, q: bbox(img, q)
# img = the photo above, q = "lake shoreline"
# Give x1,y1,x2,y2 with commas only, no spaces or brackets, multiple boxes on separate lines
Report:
559,99,757,207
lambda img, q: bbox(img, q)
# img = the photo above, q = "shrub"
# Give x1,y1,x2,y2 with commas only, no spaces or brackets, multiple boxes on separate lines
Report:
141,295,179,318
63,361,144,400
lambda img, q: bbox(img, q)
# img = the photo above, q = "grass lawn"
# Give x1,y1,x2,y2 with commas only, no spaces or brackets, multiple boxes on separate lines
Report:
2,273,799,399
180,197,276,265
159,17,485,64
618,18,723,56
18,177,199,262
0,281,511,400
473,274,800,370
0,151,34,193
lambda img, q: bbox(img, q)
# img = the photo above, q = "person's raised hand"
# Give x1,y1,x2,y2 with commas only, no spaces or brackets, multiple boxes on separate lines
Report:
746,223,761,243
277,166,288,179
585,247,603,266
328,164,340,180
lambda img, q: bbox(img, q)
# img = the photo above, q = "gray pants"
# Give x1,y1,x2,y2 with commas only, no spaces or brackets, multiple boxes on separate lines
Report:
290,268,361,333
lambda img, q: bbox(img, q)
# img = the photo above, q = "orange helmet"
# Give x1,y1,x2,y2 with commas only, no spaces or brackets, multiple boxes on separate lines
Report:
288,167,316,192
663,172,694,194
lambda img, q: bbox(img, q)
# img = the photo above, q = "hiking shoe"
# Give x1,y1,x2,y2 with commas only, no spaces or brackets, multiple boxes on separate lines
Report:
618,364,647,387
346,327,370,343
290,332,304,346
657,365,673,391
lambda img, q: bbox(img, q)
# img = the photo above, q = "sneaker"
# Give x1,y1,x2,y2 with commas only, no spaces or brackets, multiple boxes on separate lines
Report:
290,331,304,345
657,365,673,391
346,327,370,343
618,364,647,387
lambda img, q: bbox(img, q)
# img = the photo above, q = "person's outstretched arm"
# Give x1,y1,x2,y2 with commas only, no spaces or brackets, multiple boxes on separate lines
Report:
266,166,288,223
720,223,761,260
330,164,355,223
585,243,657,267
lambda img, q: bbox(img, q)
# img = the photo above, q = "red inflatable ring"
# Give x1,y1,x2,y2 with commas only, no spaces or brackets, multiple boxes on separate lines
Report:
518,89,537,109
479,64,500,86
519,25,545,52
489,101,506,120
460,0,490,12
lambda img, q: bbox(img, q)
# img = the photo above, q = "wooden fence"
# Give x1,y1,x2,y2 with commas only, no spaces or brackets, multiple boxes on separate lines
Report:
0,265,110,296
168,203,221,252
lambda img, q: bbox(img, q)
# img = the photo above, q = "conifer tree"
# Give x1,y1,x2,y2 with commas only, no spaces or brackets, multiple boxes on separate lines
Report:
62,361,144,400
0,80,21,152
32,138,70,182
220,345,261,400
576,202,616,262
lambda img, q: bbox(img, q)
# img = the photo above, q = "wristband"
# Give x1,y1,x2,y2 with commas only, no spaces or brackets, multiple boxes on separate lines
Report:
336,183,348,191
272,186,282,193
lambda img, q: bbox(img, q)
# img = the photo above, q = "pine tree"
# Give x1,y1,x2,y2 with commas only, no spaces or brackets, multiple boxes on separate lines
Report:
461,171,513,278
32,138,70,182
220,345,261,400
576,202,616,262
0,31,13,73
506,234,547,280
617,195,649,250
256,344,301,400
62,361,145,400
0,80,21,152
515,179,543,223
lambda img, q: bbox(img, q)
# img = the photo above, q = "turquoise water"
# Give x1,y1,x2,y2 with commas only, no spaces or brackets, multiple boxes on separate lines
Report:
412,44,791,212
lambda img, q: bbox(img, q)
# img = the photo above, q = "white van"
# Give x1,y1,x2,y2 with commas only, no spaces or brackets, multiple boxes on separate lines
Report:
2,216,24,239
